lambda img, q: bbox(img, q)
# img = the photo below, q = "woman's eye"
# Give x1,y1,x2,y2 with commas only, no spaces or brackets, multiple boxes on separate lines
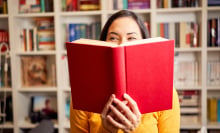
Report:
128,37,137,41
109,37,119,42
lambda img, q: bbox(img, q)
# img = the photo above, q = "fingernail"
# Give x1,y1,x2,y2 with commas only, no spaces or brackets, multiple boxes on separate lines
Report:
124,93,128,97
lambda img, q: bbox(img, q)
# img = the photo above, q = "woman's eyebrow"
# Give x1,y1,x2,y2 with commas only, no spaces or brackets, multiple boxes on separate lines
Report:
127,32,138,35
108,32,119,36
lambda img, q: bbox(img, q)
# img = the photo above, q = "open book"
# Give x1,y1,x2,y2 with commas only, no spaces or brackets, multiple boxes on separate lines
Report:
66,37,174,114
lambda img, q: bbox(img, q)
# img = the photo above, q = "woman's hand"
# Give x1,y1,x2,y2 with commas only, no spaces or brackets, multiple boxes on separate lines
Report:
101,94,141,133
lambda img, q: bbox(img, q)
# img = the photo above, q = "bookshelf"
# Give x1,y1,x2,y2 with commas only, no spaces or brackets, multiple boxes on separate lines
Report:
0,0,219,133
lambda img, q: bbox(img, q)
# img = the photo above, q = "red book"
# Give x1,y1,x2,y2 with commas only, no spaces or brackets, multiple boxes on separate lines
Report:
66,37,174,114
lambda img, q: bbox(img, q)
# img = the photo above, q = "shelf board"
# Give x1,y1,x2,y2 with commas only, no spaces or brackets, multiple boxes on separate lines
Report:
0,87,13,92
175,47,202,52
63,86,71,92
175,86,202,90
207,122,220,129
207,6,220,11
129,9,151,14
18,86,57,92
0,14,8,18
0,122,14,128
60,10,102,16
207,47,220,52
16,51,56,55
180,123,202,129
157,7,202,13
106,9,151,14
19,120,58,128
207,86,220,91
14,12,55,18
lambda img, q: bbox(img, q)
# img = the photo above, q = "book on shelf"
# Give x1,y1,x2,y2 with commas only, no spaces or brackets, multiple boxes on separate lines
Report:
157,22,199,48
180,113,199,124
0,0,7,14
207,61,220,86
65,94,70,119
180,129,199,133
171,0,199,8
19,17,55,52
179,90,200,116
35,17,55,51
208,0,220,6
0,29,9,52
0,54,11,88
79,0,100,11
66,37,174,114
218,99,220,122
207,97,220,123
0,95,13,124
207,17,220,47
178,90,200,107
66,22,101,42
127,0,150,9
107,0,150,10
37,29,55,50
62,0,100,11
62,0,78,11
158,0,200,8
208,130,220,133
19,0,53,13
20,28,38,52
174,60,199,87
180,107,200,114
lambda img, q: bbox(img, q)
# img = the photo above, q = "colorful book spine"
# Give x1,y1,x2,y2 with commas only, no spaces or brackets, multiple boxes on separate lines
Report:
206,98,220,124
40,0,45,12
67,22,101,42
68,23,76,42
157,22,199,48
218,99,220,122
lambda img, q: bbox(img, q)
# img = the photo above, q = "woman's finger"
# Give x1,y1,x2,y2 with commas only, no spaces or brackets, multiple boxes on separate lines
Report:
109,104,133,129
101,94,115,118
123,93,141,127
113,97,137,125
124,93,141,117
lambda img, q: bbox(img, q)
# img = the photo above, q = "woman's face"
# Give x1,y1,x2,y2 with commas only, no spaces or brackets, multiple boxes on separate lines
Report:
106,17,142,45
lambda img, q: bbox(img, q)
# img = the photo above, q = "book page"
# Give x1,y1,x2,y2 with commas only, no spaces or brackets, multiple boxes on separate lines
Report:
122,37,168,46
73,38,118,47
71,37,169,47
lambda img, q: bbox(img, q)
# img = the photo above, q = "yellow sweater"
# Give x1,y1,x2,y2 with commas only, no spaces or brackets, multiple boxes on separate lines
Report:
70,89,180,133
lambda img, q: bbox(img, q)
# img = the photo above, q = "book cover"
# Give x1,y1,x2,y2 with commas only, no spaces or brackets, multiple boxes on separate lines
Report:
66,37,174,114
208,98,217,122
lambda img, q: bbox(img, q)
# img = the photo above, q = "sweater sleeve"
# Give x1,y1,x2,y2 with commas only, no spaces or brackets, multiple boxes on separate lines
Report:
70,99,89,133
157,88,180,133
70,99,110,133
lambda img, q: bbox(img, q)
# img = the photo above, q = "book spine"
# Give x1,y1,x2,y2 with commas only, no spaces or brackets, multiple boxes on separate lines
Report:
111,47,126,100
3,0,7,14
218,17,220,46
123,0,128,9
218,99,220,122
40,0,45,12
208,98,218,122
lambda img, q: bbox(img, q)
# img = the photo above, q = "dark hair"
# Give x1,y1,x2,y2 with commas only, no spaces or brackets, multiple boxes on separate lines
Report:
99,10,149,41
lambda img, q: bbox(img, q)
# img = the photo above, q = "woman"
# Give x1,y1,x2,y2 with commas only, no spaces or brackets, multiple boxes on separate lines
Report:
70,10,180,133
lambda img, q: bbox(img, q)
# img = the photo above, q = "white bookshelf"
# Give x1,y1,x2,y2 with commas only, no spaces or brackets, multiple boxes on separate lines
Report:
0,0,219,132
